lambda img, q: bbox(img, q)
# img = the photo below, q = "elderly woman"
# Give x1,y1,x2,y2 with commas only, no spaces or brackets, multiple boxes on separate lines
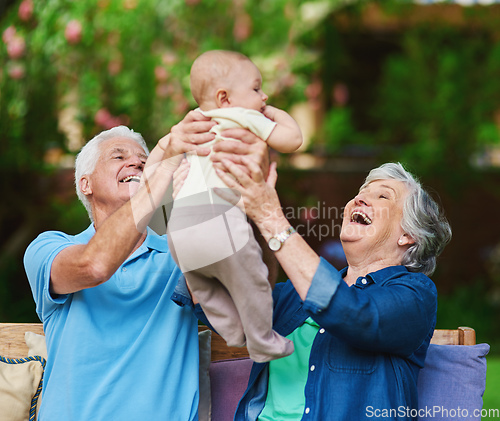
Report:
208,159,452,421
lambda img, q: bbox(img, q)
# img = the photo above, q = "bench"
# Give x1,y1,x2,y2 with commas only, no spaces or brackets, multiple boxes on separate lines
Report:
0,324,489,421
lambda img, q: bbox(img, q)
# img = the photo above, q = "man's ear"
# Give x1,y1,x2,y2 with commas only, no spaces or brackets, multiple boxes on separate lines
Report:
79,176,92,197
215,89,230,108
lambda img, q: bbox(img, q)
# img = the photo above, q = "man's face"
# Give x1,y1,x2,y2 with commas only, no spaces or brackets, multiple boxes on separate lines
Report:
82,137,147,218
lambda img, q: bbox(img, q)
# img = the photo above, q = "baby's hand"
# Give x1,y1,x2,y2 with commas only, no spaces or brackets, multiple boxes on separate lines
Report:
262,105,278,121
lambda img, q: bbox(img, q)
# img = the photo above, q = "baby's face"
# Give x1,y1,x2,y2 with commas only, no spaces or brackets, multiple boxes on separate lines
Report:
226,60,268,112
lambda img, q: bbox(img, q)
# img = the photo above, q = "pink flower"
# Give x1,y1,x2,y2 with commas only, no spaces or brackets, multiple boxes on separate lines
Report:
94,108,112,127
174,100,189,115
233,13,252,42
8,62,26,80
305,80,322,101
162,52,177,65
65,20,82,45
105,117,122,129
18,0,34,22
108,59,122,75
2,26,16,44
156,83,172,98
95,108,129,129
7,36,26,59
333,83,349,106
154,66,168,83
185,0,201,5
172,93,189,115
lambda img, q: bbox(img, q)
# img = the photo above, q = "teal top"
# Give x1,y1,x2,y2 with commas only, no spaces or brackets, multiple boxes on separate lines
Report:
258,317,320,420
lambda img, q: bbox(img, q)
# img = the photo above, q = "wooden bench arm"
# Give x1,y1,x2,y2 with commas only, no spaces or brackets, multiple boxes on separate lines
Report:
0,323,476,361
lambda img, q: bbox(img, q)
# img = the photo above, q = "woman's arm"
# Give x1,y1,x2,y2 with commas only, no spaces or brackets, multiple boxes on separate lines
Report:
214,157,320,301
214,157,436,355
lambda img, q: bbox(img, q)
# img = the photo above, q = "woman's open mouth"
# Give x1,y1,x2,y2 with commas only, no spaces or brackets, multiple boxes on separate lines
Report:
350,210,372,225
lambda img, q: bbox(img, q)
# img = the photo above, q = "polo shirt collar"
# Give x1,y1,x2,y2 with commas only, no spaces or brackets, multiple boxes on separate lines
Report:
143,227,170,252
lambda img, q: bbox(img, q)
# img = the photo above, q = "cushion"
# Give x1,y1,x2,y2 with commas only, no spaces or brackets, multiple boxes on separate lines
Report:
25,332,48,419
25,331,47,361
0,355,45,421
417,343,490,421
210,358,253,421
24,330,213,421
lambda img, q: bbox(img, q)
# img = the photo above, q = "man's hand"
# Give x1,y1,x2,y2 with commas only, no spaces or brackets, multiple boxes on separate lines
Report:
158,110,215,170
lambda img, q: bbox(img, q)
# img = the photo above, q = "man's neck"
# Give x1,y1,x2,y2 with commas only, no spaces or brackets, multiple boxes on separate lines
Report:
92,207,148,257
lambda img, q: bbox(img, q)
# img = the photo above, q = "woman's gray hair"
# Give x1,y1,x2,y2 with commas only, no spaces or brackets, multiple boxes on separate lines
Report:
361,162,452,276
75,125,149,221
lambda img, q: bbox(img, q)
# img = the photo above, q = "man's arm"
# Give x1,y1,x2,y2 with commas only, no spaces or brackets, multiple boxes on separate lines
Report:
262,105,303,153
50,114,213,295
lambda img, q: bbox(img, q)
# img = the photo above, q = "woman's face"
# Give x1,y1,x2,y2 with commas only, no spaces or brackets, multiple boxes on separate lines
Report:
340,179,410,257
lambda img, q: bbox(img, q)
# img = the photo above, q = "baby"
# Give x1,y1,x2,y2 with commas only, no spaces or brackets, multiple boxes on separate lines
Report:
167,50,302,362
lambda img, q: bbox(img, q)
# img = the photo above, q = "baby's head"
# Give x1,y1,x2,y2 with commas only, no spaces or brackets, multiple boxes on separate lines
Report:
190,50,268,112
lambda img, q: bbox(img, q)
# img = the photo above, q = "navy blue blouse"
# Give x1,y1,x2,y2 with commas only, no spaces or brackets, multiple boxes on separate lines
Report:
232,258,437,421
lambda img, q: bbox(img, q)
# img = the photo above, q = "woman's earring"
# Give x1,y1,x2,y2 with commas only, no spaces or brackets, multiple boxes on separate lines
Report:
398,238,404,246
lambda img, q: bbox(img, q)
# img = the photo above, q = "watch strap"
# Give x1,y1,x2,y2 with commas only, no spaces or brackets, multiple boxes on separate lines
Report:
275,226,296,243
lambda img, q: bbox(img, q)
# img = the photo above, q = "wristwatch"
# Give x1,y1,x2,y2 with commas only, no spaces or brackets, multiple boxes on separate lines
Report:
268,226,297,251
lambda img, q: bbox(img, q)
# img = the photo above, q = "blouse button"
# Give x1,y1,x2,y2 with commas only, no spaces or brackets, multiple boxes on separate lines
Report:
361,278,367,285
305,408,311,414
122,267,127,272
319,328,325,334
310,365,316,371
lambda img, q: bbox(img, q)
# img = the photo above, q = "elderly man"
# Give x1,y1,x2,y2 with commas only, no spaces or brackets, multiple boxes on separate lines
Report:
24,111,267,420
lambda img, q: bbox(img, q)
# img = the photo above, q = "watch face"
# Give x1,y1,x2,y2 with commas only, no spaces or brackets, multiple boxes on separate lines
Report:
268,237,281,251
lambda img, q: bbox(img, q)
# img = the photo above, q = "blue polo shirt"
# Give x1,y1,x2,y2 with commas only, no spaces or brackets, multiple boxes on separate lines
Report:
24,225,200,421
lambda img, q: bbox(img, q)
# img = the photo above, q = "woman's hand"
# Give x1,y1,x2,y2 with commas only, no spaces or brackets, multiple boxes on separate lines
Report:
215,157,287,241
211,128,269,177
215,156,321,301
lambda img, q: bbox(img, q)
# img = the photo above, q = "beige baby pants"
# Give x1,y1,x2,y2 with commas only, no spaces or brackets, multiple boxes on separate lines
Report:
167,201,294,362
